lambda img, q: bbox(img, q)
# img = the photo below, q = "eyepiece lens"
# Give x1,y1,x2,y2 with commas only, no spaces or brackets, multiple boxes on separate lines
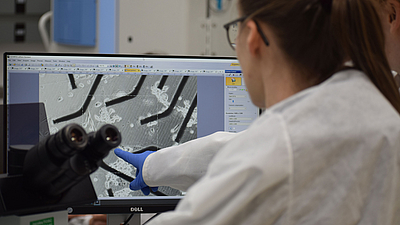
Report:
105,128,119,142
70,128,84,143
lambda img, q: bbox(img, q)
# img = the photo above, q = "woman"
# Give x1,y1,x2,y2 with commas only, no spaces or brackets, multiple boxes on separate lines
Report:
115,0,400,224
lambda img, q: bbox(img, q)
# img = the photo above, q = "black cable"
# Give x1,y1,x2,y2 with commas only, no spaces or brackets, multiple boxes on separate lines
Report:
53,74,104,124
105,75,147,107
122,213,135,225
143,213,161,225
175,94,197,143
99,160,134,182
157,76,168,90
133,146,160,154
107,188,114,197
140,76,189,125
99,160,167,196
68,74,77,89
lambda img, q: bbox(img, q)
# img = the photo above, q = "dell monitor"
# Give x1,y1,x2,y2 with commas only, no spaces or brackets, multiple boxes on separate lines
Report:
3,52,258,215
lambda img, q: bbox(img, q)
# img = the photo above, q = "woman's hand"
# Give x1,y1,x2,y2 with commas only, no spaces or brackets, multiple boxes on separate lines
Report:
114,149,158,195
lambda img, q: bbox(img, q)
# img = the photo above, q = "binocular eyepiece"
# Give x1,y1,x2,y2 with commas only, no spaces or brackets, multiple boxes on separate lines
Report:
23,123,121,197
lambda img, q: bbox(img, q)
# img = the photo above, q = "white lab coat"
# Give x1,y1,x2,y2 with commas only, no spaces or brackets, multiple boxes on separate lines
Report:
144,69,400,225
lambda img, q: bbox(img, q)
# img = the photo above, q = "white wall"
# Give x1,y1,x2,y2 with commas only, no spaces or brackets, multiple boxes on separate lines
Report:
118,0,191,55
1,0,240,92
118,0,238,56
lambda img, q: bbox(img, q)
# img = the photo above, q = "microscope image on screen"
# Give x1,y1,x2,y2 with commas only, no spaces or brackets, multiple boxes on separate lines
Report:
39,73,198,197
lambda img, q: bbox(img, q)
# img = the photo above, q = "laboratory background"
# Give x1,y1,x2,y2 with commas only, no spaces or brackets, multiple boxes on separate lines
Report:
2,0,400,225
0,0,238,96
0,0,239,224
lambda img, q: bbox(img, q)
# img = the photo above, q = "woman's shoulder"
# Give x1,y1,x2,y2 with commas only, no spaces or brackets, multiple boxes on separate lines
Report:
270,69,399,127
251,69,400,151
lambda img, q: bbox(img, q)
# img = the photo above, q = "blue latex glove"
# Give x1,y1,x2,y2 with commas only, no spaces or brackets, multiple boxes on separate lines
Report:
114,148,158,195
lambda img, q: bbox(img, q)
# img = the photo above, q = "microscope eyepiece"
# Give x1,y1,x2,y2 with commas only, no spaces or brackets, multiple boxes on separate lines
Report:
70,128,85,143
86,124,122,161
56,124,88,155
105,127,119,143
23,123,121,197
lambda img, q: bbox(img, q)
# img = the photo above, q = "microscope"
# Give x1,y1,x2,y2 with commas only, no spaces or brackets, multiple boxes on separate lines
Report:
0,123,121,223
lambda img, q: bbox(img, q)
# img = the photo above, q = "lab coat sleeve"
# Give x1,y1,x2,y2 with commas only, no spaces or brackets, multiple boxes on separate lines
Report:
143,131,240,191
147,113,292,225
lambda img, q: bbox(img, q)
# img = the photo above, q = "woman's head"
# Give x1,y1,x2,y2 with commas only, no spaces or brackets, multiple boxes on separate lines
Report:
232,0,400,113
237,0,342,82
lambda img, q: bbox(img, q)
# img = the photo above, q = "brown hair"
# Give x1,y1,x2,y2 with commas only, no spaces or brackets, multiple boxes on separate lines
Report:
239,0,400,114
378,0,400,4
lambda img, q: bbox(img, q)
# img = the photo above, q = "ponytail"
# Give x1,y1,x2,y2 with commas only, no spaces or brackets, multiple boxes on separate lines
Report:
332,0,400,114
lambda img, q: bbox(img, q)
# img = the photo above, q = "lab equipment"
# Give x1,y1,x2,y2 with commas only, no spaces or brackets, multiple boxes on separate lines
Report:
24,123,121,197
3,52,259,219
0,123,121,216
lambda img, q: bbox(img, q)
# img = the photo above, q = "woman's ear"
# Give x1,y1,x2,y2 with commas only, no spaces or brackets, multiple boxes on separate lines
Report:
245,20,263,57
389,0,400,33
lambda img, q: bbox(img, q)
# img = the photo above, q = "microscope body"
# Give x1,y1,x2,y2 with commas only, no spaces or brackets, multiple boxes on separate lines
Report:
0,123,121,216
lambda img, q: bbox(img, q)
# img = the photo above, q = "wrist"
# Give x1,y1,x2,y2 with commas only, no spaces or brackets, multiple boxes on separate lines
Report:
142,151,155,186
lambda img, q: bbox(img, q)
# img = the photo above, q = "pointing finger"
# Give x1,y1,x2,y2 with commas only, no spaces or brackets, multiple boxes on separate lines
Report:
114,148,141,168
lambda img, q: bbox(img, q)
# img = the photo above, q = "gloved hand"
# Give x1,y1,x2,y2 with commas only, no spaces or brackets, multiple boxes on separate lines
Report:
114,149,158,195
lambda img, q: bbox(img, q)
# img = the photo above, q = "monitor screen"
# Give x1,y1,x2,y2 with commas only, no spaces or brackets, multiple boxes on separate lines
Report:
3,52,259,214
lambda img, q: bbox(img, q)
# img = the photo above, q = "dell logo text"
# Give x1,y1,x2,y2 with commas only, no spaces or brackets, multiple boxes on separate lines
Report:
130,207,144,212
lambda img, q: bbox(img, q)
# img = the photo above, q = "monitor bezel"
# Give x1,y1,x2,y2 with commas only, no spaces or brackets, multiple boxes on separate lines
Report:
3,52,238,214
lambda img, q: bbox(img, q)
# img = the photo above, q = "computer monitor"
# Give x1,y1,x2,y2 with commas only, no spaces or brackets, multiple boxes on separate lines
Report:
3,52,259,214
